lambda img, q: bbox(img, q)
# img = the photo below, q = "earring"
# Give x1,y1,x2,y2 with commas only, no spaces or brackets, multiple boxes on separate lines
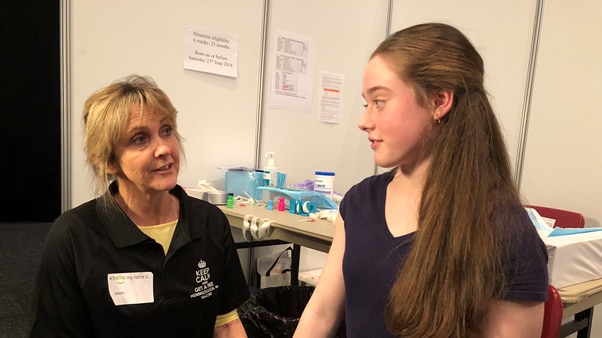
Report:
433,115,441,124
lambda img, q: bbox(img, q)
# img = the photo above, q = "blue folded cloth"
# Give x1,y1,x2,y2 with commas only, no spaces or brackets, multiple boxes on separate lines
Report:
548,227,602,237
526,206,602,237
258,187,338,210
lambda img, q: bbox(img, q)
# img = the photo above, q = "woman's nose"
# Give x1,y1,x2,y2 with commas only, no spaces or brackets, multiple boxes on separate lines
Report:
154,138,172,158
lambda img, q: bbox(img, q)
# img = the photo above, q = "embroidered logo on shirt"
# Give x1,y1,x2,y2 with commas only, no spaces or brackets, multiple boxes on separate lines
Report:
190,258,219,299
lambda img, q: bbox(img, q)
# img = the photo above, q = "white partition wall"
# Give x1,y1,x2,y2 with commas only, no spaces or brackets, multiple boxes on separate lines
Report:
389,0,539,175
68,0,264,207
258,0,389,195
521,1,602,336
521,0,602,222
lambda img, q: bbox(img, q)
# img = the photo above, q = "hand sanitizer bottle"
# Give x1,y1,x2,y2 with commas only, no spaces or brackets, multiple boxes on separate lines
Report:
263,152,278,187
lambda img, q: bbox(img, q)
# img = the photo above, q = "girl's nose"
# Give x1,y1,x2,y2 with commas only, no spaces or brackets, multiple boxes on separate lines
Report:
358,109,373,132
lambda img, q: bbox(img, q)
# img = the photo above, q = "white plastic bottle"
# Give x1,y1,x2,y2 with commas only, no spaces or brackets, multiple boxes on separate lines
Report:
263,152,278,187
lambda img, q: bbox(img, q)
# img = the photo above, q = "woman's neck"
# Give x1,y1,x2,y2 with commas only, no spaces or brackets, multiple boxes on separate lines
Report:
113,190,179,226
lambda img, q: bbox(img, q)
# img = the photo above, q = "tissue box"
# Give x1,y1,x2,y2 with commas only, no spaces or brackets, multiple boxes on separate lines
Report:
545,231,602,288
225,168,265,200
256,248,292,289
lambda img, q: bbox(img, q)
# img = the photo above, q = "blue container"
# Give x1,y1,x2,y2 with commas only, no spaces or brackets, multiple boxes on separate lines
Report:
225,168,265,200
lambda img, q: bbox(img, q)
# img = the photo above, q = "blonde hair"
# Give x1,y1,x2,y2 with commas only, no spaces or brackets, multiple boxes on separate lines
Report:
82,75,184,209
379,23,519,338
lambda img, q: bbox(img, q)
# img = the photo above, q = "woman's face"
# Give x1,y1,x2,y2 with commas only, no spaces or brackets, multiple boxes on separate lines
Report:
108,105,180,198
359,55,434,169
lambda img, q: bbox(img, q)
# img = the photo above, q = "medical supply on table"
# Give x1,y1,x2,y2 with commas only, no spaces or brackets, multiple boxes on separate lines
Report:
263,152,279,187
294,200,317,216
527,207,602,288
184,179,220,201
276,172,287,189
314,171,335,198
225,167,265,200
206,190,228,205
259,186,338,210
227,193,234,208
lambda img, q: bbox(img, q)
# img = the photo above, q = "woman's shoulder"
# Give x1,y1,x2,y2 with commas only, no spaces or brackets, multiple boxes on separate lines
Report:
45,199,102,245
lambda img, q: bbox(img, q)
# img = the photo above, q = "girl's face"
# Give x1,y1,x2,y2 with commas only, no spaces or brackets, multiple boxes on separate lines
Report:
359,55,434,170
108,105,180,198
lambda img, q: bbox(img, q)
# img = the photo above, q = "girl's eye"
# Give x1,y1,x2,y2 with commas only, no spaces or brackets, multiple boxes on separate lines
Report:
362,100,385,109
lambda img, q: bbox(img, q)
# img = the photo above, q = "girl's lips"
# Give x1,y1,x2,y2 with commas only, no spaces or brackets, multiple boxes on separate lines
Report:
369,139,381,150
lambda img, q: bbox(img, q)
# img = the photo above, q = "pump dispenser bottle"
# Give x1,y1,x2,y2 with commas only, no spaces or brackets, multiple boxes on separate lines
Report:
263,152,278,187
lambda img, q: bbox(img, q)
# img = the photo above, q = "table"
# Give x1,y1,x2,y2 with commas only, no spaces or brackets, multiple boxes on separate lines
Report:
558,279,602,337
219,204,334,253
219,204,334,287
219,204,602,337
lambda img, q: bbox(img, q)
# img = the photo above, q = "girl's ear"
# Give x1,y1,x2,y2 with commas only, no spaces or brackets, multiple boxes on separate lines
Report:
430,89,454,120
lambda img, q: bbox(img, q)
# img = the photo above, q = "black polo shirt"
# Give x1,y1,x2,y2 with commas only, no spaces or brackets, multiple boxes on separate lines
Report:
30,185,250,337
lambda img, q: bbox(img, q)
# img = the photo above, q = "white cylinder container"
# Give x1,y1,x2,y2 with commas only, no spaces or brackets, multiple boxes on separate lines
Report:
314,171,335,198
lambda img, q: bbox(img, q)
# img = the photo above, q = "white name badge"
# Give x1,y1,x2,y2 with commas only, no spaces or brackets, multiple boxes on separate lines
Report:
107,272,154,306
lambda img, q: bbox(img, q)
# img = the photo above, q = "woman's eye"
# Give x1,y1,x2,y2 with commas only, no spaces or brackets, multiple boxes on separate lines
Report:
131,134,148,145
161,125,173,136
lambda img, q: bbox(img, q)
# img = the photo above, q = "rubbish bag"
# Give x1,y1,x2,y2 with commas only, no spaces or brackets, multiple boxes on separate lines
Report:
237,286,346,338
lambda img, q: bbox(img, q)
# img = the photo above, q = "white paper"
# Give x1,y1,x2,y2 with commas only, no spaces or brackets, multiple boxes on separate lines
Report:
183,25,238,78
318,71,344,123
108,272,154,306
270,29,315,113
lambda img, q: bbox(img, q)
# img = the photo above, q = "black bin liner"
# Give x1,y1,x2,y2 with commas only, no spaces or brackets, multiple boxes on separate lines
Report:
237,286,345,338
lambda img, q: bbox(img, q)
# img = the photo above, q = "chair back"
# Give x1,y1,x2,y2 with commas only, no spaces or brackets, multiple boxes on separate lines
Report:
541,284,563,338
525,205,585,228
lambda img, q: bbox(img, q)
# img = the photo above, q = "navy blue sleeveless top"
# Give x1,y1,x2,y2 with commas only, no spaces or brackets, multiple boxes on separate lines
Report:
340,170,548,337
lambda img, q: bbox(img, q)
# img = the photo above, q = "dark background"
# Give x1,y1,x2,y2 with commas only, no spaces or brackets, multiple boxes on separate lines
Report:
0,0,61,222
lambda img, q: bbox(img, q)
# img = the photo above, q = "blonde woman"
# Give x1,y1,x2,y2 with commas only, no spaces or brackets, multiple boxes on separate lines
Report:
30,75,249,337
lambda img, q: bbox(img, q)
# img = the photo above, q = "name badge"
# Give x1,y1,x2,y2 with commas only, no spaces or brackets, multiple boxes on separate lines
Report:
107,272,154,306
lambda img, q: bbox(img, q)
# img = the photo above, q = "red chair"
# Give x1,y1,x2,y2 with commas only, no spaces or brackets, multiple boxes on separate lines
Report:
525,205,585,229
542,284,563,338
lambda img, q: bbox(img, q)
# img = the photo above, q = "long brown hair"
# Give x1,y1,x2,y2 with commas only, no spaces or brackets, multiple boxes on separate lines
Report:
380,23,519,337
